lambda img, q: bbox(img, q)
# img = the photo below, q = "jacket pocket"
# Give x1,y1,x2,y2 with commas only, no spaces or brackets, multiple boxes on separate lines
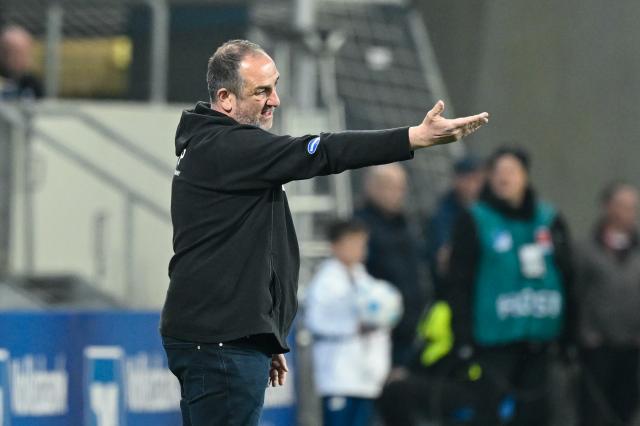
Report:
162,338,206,402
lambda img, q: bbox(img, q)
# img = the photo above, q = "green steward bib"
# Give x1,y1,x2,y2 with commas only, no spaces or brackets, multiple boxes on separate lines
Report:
470,201,564,345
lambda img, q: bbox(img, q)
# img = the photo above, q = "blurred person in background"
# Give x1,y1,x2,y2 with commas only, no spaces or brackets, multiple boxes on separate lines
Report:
576,182,640,426
0,25,42,99
378,297,489,425
305,219,401,426
355,163,426,367
443,147,574,425
426,155,484,296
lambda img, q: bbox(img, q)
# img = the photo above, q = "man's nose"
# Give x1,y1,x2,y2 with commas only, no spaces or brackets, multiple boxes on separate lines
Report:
268,88,280,107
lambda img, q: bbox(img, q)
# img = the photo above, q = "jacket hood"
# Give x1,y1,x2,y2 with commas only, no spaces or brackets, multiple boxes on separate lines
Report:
174,101,237,156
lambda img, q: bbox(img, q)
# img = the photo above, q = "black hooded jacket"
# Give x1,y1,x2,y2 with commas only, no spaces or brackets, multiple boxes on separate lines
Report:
160,102,413,353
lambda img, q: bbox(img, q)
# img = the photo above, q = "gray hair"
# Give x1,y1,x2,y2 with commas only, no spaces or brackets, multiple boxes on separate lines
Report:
206,39,265,103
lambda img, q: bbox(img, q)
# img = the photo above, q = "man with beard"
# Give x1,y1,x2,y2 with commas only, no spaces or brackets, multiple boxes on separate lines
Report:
160,39,489,426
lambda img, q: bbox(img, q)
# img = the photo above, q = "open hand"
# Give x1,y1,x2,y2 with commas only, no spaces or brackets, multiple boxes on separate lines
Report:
269,353,288,387
409,101,489,149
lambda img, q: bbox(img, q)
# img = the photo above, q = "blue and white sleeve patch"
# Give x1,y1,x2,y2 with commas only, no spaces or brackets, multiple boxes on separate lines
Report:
307,136,321,155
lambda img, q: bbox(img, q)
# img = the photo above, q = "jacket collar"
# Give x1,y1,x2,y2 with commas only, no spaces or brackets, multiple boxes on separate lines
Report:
193,101,237,123
478,184,536,220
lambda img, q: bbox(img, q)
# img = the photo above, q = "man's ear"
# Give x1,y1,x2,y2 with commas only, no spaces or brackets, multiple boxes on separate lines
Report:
216,88,235,113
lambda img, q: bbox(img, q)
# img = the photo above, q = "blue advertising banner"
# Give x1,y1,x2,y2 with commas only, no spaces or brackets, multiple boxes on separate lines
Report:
0,348,10,426
0,311,297,426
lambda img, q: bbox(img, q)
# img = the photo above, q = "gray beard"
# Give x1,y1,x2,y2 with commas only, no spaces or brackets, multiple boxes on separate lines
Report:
234,109,263,129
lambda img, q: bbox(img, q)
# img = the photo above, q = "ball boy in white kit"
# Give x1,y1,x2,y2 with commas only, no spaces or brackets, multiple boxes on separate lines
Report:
305,219,403,426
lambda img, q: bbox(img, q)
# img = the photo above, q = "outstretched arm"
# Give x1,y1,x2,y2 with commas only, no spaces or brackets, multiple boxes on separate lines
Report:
204,100,488,190
409,101,489,150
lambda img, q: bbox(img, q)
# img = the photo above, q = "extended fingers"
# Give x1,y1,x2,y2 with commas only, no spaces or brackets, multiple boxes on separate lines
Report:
462,116,488,135
451,112,489,128
451,113,489,139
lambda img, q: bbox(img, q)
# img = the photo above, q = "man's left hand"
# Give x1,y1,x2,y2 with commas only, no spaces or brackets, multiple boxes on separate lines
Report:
269,354,288,387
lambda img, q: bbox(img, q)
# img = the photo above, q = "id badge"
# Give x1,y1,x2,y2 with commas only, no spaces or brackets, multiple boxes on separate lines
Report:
519,244,546,278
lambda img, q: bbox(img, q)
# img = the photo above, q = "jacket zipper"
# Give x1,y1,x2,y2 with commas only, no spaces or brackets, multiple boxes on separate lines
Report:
269,189,275,271
269,189,279,313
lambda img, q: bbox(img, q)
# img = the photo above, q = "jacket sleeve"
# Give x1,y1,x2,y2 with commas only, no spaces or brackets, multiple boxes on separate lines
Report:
444,209,480,348
551,214,576,345
210,125,413,190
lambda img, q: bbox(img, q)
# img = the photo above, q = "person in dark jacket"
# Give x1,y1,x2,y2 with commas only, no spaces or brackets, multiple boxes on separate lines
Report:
160,39,489,426
444,147,574,425
576,182,640,426
355,164,425,366
425,156,484,295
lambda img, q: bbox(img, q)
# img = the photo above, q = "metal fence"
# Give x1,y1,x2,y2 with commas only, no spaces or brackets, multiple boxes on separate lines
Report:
1,0,171,101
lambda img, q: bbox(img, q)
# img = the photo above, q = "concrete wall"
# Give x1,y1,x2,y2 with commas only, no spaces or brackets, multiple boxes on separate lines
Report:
420,0,640,236
9,101,182,307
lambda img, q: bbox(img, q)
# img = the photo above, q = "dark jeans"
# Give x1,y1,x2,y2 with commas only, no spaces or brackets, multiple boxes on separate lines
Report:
162,336,271,426
579,345,640,426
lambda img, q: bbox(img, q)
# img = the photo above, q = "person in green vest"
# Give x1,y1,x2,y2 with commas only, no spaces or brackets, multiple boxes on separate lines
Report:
445,146,574,425
378,147,574,425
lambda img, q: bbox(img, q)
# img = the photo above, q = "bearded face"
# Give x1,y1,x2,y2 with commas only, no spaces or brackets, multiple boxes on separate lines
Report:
232,53,280,130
